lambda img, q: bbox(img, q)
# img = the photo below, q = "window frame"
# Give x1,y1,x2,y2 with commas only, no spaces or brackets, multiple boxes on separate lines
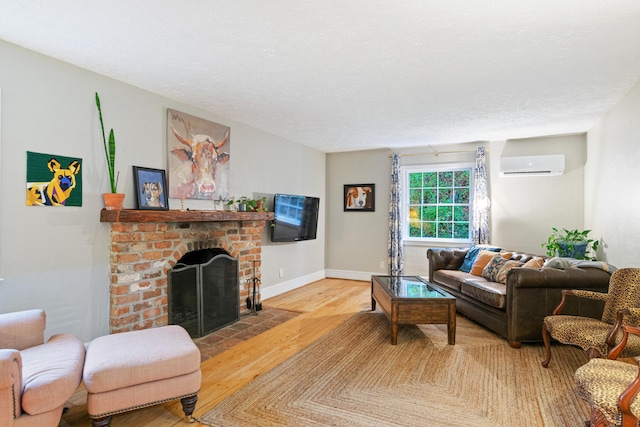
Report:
402,162,474,244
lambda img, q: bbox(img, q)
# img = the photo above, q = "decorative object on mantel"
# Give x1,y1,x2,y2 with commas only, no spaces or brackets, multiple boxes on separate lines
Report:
95,92,124,210
132,166,168,210
167,108,230,201
26,151,82,207
227,196,268,212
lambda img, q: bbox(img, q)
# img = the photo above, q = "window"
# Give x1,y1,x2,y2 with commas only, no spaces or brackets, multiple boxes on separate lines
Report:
404,164,473,242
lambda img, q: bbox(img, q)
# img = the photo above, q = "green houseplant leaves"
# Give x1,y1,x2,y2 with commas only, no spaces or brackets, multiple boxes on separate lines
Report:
542,227,599,260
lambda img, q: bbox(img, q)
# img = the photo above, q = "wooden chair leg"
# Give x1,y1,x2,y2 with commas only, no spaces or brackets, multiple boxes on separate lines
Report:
181,393,198,423
541,321,552,368
91,415,112,427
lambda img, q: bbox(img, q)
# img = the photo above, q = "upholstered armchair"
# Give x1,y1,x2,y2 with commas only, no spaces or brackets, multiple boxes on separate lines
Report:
0,309,85,426
575,321,640,427
542,268,640,368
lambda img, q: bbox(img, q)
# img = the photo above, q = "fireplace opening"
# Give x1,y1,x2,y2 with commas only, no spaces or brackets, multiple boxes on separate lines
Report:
168,248,239,338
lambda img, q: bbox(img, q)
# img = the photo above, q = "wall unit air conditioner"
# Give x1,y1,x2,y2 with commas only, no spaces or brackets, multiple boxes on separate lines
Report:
499,154,565,177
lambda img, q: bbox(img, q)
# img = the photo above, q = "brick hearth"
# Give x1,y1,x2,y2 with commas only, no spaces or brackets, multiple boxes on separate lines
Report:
101,209,273,334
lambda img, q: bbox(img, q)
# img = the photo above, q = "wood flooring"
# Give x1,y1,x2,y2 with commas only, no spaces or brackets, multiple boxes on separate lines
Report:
59,278,371,427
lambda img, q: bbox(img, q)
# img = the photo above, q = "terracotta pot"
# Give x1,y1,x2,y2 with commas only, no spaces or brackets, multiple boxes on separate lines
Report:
103,193,125,210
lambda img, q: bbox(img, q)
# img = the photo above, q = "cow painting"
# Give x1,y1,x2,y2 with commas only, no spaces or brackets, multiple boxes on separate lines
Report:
167,109,230,200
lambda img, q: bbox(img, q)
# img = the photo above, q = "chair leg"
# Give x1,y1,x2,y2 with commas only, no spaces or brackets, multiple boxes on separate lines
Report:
91,416,112,427
181,393,198,423
586,347,603,359
541,322,552,368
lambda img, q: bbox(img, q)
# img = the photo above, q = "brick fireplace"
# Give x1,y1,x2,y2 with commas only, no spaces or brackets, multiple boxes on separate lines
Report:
100,209,273,334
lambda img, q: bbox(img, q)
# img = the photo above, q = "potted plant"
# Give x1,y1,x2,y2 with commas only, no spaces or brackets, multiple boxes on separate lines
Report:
542,227,599,260
95,92,123,210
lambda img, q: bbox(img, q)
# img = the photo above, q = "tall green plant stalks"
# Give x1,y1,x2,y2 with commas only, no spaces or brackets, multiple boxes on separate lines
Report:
95,92,119,193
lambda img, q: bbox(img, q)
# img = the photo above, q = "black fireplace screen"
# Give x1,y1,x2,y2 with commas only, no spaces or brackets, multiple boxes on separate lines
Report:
168,248,239,338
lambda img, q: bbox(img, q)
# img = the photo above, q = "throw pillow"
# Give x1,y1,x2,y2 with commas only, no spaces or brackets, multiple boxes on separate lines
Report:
543,257,574,269
470,250,503,276
495,260,525,284
481,254,508,281
523,257,545,269
460,245,501,273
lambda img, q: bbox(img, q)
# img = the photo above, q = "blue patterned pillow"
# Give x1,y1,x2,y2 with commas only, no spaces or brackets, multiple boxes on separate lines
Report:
482,255,523,283
459,245,501,273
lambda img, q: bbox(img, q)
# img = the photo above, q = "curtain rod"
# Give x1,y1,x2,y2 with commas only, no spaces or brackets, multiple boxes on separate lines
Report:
388,146,489,158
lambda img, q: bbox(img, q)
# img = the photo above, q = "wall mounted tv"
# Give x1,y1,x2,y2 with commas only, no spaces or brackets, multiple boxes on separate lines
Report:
271,194,320,242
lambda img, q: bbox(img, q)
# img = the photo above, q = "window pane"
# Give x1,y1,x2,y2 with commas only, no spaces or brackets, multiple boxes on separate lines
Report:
409,221,421,237
421,205,436,221
454,170,470,187
454,187,469,203
438,206,453,221
409,189,422,204
422,222,436,238
453,222,469,239
423,189,437,204
439,171,453,187
454,205,469,221
438,222,453,238
423,172,437,188
409,173,422,188
409,206,420,221
438,188,453,204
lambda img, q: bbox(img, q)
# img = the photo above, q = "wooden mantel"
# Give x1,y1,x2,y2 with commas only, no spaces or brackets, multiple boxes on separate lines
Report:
100,208,274,223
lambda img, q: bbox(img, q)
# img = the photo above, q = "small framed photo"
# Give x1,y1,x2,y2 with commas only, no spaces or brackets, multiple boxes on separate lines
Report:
133,166,169,210
343,184,375,212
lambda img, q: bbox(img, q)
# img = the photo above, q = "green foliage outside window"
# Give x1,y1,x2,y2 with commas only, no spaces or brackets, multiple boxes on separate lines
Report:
407,168,471,240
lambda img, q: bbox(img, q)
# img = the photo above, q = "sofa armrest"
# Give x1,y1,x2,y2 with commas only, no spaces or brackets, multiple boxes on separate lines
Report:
0,349,23,424
0,310,46,350
427,248,468,282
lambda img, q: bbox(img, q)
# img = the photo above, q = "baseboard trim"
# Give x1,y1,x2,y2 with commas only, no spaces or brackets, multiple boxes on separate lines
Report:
261,270,326,300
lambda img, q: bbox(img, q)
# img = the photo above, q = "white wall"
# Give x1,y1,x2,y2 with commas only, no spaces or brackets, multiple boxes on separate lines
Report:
489,134,586,254
0,40,325,341
586,82,640,267
325,137,587,278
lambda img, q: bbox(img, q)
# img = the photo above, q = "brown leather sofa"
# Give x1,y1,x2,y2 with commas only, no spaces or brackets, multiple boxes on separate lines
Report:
427,248,612,348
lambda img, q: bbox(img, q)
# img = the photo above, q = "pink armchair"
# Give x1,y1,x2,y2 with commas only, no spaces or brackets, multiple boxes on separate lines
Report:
0,309,85,426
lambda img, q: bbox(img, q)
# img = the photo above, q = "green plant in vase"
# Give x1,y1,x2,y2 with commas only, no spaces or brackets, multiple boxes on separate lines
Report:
95,92,123,209
542,227,599,260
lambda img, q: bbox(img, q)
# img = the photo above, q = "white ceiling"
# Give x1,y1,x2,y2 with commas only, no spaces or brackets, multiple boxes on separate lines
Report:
2,1,640,153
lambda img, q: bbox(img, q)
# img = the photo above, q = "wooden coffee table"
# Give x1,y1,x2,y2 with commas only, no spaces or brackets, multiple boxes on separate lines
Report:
371,275,456,345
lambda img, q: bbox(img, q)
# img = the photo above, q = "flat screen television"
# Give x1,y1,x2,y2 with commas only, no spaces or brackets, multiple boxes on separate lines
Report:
271,194,320,242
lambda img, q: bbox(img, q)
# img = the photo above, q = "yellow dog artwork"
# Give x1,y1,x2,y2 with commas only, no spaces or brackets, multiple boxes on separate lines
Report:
26,153,82,207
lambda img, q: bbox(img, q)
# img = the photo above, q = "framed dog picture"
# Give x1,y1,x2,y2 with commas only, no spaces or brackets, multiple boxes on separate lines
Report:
344,184,375,212
133,166,169,210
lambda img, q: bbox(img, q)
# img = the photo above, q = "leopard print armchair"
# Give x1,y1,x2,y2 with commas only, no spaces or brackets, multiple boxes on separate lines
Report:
542,268,640,368
575,323,640,427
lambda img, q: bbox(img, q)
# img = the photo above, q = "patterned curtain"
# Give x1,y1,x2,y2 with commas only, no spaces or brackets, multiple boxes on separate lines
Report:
472,147,491,245
388,153,404,276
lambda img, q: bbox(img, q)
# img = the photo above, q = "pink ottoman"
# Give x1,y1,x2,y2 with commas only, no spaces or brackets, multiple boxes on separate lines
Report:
83,325,201,427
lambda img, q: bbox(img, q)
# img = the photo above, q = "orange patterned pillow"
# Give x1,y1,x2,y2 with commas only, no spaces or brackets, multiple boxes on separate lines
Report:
523,257,545,269
470,250,503,276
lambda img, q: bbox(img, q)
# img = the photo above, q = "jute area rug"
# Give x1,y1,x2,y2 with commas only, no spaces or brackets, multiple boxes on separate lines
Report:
200,311,591,426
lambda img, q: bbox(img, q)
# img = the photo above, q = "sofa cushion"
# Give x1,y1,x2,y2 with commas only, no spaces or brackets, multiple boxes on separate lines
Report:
460,278,507,309
459,245,501,273
20,333,85,415
470,250,504,276
433,269,473,292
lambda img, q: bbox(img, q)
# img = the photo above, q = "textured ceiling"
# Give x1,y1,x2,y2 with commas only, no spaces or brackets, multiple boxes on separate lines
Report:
2,1,640,153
